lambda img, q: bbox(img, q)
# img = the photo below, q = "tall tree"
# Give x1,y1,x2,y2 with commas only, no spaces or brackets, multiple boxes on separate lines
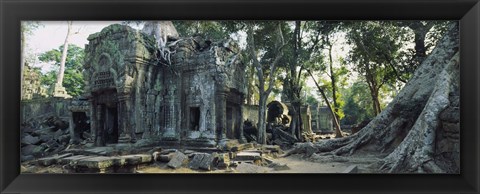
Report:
56,21,74,86
39,44,85,97
286,23,460,173
393,21,451,81
281,21,325,140
315,21,350,122
346,21,406,116
246,21,286,144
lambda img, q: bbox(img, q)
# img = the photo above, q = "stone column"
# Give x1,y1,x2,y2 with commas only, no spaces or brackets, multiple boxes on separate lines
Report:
238,95,247,143
68,110,76,144
118,93,135,143
215,86,228,142
162,86,178,141
96,104,105,146
89,99,97,144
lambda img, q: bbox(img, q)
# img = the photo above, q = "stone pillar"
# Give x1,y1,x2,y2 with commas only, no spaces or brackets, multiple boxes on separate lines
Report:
215,86,228,142
238,97,247,143
89,99,97,144
118,94,136,143
96,104,105,146
68,110,76,144
162,86,178,141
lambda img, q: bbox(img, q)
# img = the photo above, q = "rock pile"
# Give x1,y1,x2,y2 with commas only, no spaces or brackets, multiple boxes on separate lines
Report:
21,116,71,162
151,144,286,172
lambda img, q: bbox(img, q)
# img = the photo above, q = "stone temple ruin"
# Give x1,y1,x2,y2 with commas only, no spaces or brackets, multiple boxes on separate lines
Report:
81,24,246,147
20,23,339,173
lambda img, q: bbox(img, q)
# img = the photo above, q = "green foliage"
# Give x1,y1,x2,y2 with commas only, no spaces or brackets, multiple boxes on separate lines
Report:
341,81,375,125
173,21,235,40
39,44,85,97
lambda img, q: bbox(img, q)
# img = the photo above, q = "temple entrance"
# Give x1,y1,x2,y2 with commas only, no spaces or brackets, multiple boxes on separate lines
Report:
103,106,118,143
95,89,119,144
72,112,89,141
190,107,200,131
226,106,234,139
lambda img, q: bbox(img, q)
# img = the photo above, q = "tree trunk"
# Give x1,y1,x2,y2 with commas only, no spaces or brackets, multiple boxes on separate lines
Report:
21,26,26,100
56,21,72,85
246,22,285,145
369,88,382,116
308,70,344,138
257,94,267,144
288,23,459,173
328,43,340,118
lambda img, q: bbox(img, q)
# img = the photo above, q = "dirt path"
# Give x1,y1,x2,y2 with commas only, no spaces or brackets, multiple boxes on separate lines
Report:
136,153,383,173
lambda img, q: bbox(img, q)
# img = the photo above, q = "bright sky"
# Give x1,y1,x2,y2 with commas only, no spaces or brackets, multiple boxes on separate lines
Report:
24,21,122,72
25,21,120,54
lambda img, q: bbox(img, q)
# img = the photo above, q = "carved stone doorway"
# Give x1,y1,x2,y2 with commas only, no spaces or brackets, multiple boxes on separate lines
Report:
96,89,119,144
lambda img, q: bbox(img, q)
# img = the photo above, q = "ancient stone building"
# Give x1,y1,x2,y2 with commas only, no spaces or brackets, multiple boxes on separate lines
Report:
22,66,48,100
311,105,333,133
83,24,245,147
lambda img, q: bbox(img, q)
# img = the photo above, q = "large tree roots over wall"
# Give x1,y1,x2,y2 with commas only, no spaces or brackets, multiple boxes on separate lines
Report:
284,23,460,173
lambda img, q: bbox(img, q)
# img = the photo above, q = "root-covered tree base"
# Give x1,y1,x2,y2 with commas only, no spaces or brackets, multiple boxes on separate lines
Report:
283,23,460,173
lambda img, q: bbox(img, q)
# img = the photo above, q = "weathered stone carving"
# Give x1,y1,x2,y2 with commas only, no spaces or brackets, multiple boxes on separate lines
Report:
83,24,246,147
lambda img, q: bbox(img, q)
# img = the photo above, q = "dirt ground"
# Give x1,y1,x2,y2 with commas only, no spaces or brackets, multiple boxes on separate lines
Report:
135,153,382,174
21,152,383,174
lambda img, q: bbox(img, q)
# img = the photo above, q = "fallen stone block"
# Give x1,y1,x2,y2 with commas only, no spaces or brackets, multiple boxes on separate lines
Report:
235,163,269,173
167,151,188,169
118,154,153,166
235,151,262,161
219,139,240,151
153,152,174,162
22,135,41,145
262,145,282,153
189,153,214,171
37,153,73,166
76,156,116,169
233,143,255,152
214,153,230,169
58,155,95,165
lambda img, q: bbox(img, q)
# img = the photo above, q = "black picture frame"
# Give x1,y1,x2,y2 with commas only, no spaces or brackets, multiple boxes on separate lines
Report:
1,0,479,193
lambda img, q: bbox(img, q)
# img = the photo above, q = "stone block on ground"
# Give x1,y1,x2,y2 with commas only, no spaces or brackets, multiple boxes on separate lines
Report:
21,155,35,162
167,151,188,169
262,145,283,153
75,156,116,169
58,155,95,165
37,153,73,166
236,143,255,151
235,163,270,173
53,129,64,140
188,153,214,171
153,152,175,162
219,139,240,151
235,151,262,161
21,135,41,145
214,153,231,169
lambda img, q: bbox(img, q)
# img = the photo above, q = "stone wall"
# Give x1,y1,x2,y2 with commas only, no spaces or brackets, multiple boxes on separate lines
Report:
21,98,71,122
243,104,259,125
